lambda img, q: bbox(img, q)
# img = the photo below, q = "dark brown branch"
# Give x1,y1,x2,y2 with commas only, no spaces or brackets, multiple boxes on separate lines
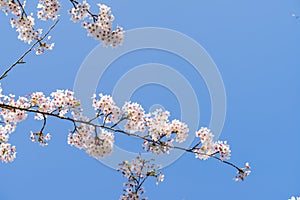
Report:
0,102,244,174
190,140,202,150
135,175,149,193
102,112,112,126
40,114,47,133
16,0,27,18
88,109,103,123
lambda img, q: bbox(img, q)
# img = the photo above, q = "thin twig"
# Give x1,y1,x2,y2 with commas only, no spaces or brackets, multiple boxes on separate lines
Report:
40,114,47,132
111,116,127,128
0,19,59,80
135,175,149,193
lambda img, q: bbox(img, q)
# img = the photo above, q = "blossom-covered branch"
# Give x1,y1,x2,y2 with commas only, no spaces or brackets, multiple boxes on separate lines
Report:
0,2,255,199
0,19,59,80
0,87,250,183
0,0,124,80
68,0,124,47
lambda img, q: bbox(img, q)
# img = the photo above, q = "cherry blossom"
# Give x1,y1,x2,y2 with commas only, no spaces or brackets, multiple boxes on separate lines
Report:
0,87,81,162
145,109,172,142
68,121,93,150
68,121,114,159
234,162,251,181
2,1,56,55
3,0,21,16
0,142,16,163
37,0,61,21
30,131,51,146
0,85,250,185
34,36,55,55
10,15,40,44
84,129,114,159
0,0,6,9
214,140,231,160
118,155,164,200
142,108,189,155
68,0,90,22
1,0,123,60
81,3,124,47
92,93,121,123
170,119,189,143
0,126,9,142
122,101,146,133
0,1,259,199
143,138,174,155
194,127,231,160
50,89,80,116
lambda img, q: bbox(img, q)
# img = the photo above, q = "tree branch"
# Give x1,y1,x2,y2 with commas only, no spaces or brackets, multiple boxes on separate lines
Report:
0,102,244,174
0,19,59,80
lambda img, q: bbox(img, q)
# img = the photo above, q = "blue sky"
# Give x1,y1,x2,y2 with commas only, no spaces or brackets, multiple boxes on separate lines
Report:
0,0,300,199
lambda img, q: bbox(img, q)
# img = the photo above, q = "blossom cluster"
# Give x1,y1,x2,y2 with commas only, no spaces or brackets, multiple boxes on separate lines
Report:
1,0,56,54
68,123,115,159
29,89,80,117
92,93,121,123
71,3,124,47
0,142,16,163
0,87,81,162
92,94,190,155
0,87,191,162
34,36,55,55
0,87,116,160
142,109,189,155
0,86,236,164
10,14,40,44
1,0,21,16
0,87,28,162
194,127,231,160
68,0,90,22
118,155,164,200
37,0,61,21
30,131,51,146
91,95,190,156
1,0,123,57
122,102,146,133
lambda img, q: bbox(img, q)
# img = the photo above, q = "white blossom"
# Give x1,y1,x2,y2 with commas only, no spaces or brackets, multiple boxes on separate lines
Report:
81,4,124,47
92,93,121,123
170,119,188,143
68,0,90,22
0,142,16,163
122,102,146,133
10,15,40,44
85,129,114,159
37,0,61,21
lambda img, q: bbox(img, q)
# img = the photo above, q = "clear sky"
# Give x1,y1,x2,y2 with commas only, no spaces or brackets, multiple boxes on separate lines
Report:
0,0,299,199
